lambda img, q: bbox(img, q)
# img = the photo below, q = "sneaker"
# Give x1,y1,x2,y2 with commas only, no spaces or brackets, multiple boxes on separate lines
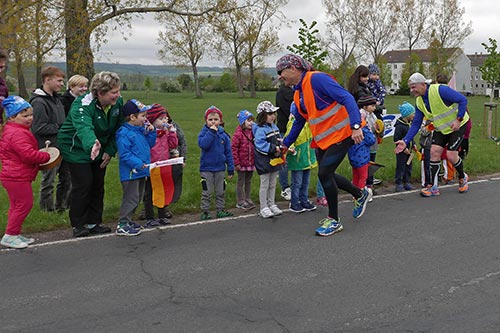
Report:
420,185,440,197
260,207,274,218
315,197,328,207
1,234,28,249
73,226,90,238
366,187,373,203
373,178,382,185
89,224,111,234
395,184,404,192
128,221,143,229
458,173,469,193
315,218,343,236
352,188,369,219
158,217,171,225
144,219,162,228
301,201,317,211
269,205,282,216
404,183,415,190
200,212,212,220
216,210,234,218
116,223,142,236
289,203,306,213
138,209,146,220
18,235,35,245
245,200,256,209
281,187,291,201
236,202,251,210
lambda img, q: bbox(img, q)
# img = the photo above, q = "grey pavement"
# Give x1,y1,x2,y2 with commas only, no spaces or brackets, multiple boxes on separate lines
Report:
1,178,500,332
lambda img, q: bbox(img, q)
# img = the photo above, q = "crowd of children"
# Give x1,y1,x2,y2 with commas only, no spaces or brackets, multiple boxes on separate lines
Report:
0,62,473,248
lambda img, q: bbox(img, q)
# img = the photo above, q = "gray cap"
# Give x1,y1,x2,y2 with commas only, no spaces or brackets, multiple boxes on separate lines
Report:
408,72,432,85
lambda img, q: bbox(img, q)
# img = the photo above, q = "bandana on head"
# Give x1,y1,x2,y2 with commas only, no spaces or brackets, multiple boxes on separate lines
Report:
276,54,313,73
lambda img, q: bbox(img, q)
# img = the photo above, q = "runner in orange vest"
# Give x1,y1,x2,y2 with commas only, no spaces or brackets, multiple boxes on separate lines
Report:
277,54,370,237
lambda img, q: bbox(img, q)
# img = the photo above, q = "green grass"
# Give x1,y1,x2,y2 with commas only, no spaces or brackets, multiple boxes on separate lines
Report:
2,91,500,233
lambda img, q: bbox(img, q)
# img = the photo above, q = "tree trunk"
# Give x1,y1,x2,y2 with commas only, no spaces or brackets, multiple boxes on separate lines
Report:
248,57,256,98
191,62,202,98
14,49,28,98
64,0,95,79
235,63,244,98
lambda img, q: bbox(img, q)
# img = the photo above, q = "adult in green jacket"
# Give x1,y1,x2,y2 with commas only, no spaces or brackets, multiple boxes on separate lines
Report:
57,71,124,237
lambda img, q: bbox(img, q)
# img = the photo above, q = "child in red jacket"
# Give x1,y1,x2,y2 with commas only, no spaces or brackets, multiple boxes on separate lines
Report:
231,110,256,210
0,96,50,249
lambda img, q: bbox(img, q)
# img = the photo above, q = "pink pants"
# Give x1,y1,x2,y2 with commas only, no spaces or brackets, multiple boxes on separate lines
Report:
352,164,369,189
1,180,33,235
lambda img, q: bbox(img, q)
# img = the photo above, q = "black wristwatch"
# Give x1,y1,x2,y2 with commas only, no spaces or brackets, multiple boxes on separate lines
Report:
351,123,361,130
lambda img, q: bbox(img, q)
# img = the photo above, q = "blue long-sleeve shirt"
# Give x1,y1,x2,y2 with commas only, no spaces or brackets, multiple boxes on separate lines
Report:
403,85,468,145
283,71,361,148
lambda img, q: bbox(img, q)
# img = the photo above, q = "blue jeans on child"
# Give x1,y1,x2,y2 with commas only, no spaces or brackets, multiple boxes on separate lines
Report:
291,169,311,207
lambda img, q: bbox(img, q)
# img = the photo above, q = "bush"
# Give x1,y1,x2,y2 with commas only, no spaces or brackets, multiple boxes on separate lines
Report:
159,79,182,93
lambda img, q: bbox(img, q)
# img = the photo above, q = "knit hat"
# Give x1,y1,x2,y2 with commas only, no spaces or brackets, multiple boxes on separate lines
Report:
256,100,279,114
2,95,31,118
408,72,432,85
237,109,254,125
204,105,223,121
368,64,380,75
357,94,377,107
399,102,415,118
276,54,313,73
146,103,167,123
122,99,151,117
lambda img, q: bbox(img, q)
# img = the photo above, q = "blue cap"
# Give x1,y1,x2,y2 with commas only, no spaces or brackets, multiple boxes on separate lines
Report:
237,109,254,125
2,95,31,118
122,99,151,117
399,102,415,118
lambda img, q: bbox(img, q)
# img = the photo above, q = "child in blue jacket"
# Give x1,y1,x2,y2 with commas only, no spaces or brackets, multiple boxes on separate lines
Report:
198,106,234,220
116,99,156,236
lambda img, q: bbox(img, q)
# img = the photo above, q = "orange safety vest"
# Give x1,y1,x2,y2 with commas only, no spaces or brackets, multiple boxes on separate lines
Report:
293,71,352,149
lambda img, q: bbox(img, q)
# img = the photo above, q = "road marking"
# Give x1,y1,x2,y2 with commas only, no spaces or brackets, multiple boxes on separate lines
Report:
448,270,500,294
0,178,495,252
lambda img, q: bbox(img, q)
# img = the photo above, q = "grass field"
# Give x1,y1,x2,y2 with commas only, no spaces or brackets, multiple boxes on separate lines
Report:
1,90,500,233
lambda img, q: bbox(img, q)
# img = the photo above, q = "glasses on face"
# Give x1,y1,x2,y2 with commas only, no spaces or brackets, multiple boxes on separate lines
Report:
277,67,290,76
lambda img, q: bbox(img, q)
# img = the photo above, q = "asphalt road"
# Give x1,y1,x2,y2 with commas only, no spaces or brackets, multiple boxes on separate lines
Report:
1,178,500,332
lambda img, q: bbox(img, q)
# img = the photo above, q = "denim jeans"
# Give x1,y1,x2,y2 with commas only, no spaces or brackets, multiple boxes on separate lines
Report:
316,178,325,198
290,169,311,207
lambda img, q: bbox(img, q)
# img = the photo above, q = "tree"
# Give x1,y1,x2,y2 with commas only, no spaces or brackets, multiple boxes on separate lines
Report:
393,0,435,73
210,0,249,97
322,0,361,86
63,0,234,79
287,19,329,71
358,0,398,64
177,73,193,90
425,0,473,77
157,1,212,98
240,0,284,98
398,53,424,95
144,76,153,98
480,38,500,102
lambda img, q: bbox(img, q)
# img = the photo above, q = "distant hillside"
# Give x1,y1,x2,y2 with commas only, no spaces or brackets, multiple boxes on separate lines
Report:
47,62,276,78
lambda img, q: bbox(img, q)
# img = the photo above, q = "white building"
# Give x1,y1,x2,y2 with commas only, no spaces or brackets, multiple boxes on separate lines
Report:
383,48,471,94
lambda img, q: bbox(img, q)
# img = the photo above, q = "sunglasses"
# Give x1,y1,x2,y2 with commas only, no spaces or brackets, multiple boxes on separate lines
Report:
277,66,290,76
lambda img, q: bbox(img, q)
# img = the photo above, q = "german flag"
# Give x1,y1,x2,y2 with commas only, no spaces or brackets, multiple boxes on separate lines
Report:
150,158,184,207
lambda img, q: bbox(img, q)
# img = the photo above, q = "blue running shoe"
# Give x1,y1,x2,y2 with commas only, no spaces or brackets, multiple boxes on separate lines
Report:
352,188,369,218
116,223,142,236
315,217,343,236
289,203,306,213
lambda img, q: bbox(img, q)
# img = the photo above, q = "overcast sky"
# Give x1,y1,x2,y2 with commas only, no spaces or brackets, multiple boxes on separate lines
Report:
64,0,499,67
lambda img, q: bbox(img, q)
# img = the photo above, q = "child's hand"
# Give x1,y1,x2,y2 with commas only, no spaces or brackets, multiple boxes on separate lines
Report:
235,165,241,172
145,123,155,132
227,174,233,179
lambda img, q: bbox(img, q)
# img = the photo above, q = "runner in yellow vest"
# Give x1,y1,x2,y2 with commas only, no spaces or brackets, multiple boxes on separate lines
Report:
394,72,470,197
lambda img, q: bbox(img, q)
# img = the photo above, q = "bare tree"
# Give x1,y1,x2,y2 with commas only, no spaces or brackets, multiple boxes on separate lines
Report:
241,0,285,98
63,0,235,79
323,0,361,86
157,1,212,98
392,0,435,73
210,0,250,97
358,0,398,64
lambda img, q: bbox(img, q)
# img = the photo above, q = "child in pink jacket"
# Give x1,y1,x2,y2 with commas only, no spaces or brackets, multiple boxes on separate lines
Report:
143,104,179,227
0,96,50,249
231,110,256,210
